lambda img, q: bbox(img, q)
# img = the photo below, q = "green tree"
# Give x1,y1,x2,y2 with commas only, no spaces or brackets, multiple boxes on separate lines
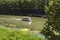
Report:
41,0,60,40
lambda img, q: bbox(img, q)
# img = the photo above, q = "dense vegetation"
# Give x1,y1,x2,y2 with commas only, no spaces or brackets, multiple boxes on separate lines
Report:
41,0,60,40
0,0,45,16
0,28,43,40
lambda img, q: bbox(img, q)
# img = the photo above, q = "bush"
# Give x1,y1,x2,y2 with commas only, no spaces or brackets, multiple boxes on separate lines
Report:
0,28,43,40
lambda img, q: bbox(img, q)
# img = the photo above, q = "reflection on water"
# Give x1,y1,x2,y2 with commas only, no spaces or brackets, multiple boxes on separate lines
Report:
35,33,46,40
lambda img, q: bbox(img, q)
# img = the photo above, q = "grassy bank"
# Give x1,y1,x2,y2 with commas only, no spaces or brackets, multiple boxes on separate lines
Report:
0,15,46,30
0,15,47,31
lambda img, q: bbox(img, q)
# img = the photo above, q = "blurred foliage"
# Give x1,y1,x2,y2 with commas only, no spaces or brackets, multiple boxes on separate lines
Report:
41,0,60,40
0,28,43,40
0,0,45,15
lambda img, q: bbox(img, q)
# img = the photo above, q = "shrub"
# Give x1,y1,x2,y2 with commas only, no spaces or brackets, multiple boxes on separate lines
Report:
0,28,43,40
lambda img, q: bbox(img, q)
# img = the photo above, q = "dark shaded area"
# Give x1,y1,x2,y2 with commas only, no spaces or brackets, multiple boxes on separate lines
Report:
0,9,45,16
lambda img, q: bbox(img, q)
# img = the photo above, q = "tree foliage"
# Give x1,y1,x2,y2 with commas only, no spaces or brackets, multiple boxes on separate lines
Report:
41,0,60,40
0,0,45,16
